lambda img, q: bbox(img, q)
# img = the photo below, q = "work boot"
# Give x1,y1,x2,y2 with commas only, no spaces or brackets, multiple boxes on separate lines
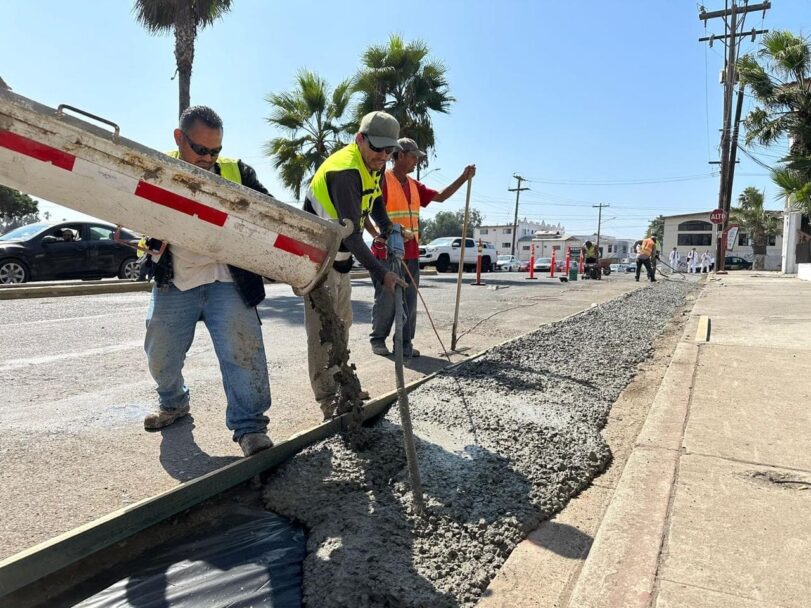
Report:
359,390,371,400
371,343,390,356
143,404,189,430
239,433,273,457
403,347,421,358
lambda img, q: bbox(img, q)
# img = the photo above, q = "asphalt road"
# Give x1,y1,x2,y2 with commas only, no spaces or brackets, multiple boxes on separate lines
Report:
0,270,643,560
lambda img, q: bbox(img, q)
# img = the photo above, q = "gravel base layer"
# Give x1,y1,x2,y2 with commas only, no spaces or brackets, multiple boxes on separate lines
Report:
263,280,697,607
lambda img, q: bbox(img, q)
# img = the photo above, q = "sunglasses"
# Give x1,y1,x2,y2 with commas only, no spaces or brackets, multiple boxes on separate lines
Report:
363,135,396,155
182,131,222,157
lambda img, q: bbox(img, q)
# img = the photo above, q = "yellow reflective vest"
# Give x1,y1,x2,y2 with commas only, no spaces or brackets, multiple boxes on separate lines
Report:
305,143,381,228
167,150,241,184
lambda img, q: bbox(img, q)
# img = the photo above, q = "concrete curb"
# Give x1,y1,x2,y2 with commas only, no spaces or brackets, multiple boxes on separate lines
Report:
564,323,701,607
0,281,152,300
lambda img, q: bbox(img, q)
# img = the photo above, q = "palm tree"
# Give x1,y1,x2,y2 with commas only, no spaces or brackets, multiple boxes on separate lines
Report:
132,0,233,117
771,167,811,214
738,31,811,214
730,187,782,270
264,70,354,200
353,35,454,172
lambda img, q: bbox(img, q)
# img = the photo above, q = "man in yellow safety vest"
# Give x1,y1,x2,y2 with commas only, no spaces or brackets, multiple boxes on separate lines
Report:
141,106,273,457
302,111,406,418
367,138,476,357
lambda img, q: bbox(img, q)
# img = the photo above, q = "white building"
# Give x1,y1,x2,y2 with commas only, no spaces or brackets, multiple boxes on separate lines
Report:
571,234,636,261
474,219,565,260
530,230,580,261
661,211,784,270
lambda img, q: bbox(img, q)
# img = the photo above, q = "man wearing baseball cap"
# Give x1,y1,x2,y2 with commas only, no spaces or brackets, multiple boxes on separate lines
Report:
367,137,476,357
302,111,406,418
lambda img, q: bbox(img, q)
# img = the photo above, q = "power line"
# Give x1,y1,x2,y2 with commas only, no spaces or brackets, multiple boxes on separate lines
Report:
518,172,719,186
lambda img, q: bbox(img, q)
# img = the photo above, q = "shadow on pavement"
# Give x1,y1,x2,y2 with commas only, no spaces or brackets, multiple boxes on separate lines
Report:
158,416,239,482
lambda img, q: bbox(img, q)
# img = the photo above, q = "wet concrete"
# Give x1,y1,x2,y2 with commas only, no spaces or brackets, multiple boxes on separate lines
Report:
263,280,697,607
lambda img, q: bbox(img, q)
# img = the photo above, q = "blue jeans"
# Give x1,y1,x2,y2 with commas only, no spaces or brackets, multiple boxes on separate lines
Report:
370,258,419,353
144,282,270,441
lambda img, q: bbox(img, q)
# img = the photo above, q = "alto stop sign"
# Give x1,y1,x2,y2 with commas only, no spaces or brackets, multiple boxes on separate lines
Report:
710,208,726,224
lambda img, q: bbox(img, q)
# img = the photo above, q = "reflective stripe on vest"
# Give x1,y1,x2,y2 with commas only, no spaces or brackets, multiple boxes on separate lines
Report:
168,150,242,185
384,172,420,237
640,238,655,257
305,143,380,228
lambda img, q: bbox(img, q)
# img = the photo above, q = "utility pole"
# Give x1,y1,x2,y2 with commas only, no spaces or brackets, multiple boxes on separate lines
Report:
699,1,770,271
508,174,529,257
593,203,609,253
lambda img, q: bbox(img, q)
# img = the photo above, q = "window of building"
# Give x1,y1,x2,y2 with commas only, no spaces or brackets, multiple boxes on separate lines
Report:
480,229,488,235
522,245,530,251
502,242,511,248
552,245,560,251
503,228,512,235
678,220,713,232
677,234,712,246
738,233,778,247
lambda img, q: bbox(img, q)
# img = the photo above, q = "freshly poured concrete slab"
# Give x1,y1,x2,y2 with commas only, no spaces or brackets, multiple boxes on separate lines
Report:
659,454,811,607
685,346,811,471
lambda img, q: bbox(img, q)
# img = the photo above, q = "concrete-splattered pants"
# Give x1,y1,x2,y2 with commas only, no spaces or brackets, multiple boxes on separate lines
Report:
144,282,271,441
370,258,419,354
304,268,353,414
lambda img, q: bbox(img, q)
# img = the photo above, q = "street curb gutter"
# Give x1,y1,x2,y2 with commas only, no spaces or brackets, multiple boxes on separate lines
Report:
0,281,152,299
0,269,438,300
564,319,702,607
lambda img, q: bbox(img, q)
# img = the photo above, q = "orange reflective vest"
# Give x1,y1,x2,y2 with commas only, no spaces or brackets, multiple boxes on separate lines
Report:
639,238,656,257
385,172,420,239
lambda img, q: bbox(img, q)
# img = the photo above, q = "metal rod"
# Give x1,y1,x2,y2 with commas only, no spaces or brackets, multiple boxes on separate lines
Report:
451,177,473,351
394,282,425,515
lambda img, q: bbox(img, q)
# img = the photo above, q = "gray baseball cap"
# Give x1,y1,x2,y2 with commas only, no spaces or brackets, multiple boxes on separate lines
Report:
398,137,426,157
359,111,401,150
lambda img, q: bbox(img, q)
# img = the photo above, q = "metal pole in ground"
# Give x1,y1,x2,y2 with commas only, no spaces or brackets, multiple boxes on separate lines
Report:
394,283,425,514
451,176,473,351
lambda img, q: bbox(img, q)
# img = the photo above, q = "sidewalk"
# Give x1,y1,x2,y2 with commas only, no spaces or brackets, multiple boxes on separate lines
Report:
481,272,811,608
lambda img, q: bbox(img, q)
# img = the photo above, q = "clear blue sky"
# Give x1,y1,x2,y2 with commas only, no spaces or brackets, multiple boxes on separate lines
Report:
2,1,807,238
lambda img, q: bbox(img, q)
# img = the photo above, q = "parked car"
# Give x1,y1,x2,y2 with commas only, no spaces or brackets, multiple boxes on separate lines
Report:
519,259,531,272
0,221,141,284
534,257,554,272
419,237,497,272
724,255,753,270
497,254,521,272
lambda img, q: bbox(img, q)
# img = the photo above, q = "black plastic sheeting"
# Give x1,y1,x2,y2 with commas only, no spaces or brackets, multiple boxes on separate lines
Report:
75,507,305,608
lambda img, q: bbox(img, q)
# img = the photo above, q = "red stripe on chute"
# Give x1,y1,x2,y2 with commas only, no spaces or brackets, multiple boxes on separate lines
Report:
274,234,327,264
134,181,228,227
0,130,76,171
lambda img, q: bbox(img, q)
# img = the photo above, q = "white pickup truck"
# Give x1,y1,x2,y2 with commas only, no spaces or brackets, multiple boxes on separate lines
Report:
418,237,497,272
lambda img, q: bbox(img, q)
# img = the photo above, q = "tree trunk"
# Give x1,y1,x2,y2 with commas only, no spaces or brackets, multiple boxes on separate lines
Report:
752,238,768,270
174,10,196,118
